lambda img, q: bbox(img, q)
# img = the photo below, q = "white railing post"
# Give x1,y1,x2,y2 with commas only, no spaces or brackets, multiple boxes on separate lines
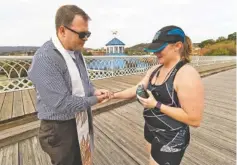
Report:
197,56,200,66
112,56,114,77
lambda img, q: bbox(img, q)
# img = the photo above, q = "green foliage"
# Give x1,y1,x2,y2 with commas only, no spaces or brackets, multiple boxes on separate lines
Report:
216,36,226,42
82,50,92,56
201,32,236,56
228,32,236,41
206,48,230,56
203,40,236,56
199,39,215,48
124,43,149,55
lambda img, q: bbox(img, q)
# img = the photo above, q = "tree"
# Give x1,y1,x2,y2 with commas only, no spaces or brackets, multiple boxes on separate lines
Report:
216,36,226,42
84,52,92,56
82,50,92,56
228,32,236,40
124,49,129,55
199,39,215,48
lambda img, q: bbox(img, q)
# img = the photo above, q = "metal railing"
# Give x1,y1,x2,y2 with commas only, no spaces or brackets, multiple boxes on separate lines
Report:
86,55,157,79
190,56,236,66
0,55,236,93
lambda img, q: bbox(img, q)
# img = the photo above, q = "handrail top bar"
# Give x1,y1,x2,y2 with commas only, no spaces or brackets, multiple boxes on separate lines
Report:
0,55,153,60
0,56,33,60
85,55,152,58
0,55,236,60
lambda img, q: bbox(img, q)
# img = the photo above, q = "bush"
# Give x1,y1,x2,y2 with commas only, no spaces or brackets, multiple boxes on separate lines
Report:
228,32,236,40
199,39,215,48
207,48,230,56
216,36,226,42
203,40,236,56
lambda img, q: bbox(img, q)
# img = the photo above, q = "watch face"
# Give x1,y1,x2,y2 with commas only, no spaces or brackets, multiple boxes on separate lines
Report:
155,101,162,109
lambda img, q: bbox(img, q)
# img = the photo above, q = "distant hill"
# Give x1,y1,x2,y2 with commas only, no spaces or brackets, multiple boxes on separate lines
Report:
1,32,235,56
0,46,39,55
127,42,200,49
124,42,201,55
124,34,236,56
0,46,95,56
124,43,150,55
126,43,149,50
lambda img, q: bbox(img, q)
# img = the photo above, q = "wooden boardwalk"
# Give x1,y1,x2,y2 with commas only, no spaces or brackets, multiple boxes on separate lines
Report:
0,75,138,122
0,68,235,165
0,62,235,123
0,89,36,122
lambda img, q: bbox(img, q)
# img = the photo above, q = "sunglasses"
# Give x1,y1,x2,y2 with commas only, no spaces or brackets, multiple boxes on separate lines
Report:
64,26,91,39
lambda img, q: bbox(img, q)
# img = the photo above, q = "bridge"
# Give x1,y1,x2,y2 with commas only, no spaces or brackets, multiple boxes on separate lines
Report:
0,56,236,165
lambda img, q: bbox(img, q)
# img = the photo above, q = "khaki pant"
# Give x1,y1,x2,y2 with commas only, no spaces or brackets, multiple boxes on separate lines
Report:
38,119,82,165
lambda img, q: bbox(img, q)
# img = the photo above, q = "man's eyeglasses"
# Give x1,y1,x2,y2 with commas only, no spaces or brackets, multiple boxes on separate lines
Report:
64,26,91,39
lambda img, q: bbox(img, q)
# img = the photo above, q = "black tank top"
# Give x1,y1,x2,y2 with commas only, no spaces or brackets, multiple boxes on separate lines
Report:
144,60,190,151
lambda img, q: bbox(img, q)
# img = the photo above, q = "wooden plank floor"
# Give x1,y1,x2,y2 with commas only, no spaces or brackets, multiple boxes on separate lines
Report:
182,69,236,165
0,69,235,165
0,89,36,122
0,74,142,122
0,62,235,122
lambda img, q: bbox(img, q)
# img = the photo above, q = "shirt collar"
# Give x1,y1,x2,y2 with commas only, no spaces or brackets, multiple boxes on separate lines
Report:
66,50,76,59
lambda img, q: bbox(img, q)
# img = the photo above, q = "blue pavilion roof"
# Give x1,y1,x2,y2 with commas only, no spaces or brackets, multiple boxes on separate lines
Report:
106,37,125,46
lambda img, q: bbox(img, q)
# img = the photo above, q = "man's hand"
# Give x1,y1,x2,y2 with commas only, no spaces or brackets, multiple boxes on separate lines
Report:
96,94,109,103
94,89,113,99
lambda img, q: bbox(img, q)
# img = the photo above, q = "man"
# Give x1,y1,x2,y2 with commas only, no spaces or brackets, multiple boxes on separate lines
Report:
28,5,110,165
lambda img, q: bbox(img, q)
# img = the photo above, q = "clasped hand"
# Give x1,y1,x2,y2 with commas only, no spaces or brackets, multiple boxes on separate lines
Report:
94,89,114,103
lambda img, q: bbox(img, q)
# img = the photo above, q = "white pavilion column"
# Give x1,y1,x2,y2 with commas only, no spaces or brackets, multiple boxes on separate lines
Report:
110,46,113,54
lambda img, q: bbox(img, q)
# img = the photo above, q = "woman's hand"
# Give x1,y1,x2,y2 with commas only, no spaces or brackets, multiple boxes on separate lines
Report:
94,89,112,97
137,90,157,109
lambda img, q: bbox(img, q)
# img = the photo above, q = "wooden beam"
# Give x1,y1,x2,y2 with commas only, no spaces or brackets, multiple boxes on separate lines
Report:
0,121,40,148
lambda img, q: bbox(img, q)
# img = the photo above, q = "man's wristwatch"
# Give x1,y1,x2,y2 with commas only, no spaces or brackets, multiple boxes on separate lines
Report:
155,101,162,109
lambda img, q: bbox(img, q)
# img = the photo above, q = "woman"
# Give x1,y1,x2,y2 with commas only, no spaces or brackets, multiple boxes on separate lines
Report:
111,25,204,165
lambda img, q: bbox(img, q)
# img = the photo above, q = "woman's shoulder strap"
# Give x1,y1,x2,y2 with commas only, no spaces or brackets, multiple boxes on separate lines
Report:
169,60,187,81
148,64,163,82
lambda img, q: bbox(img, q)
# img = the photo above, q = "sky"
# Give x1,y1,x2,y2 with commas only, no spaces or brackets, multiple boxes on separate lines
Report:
0,0,236,48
